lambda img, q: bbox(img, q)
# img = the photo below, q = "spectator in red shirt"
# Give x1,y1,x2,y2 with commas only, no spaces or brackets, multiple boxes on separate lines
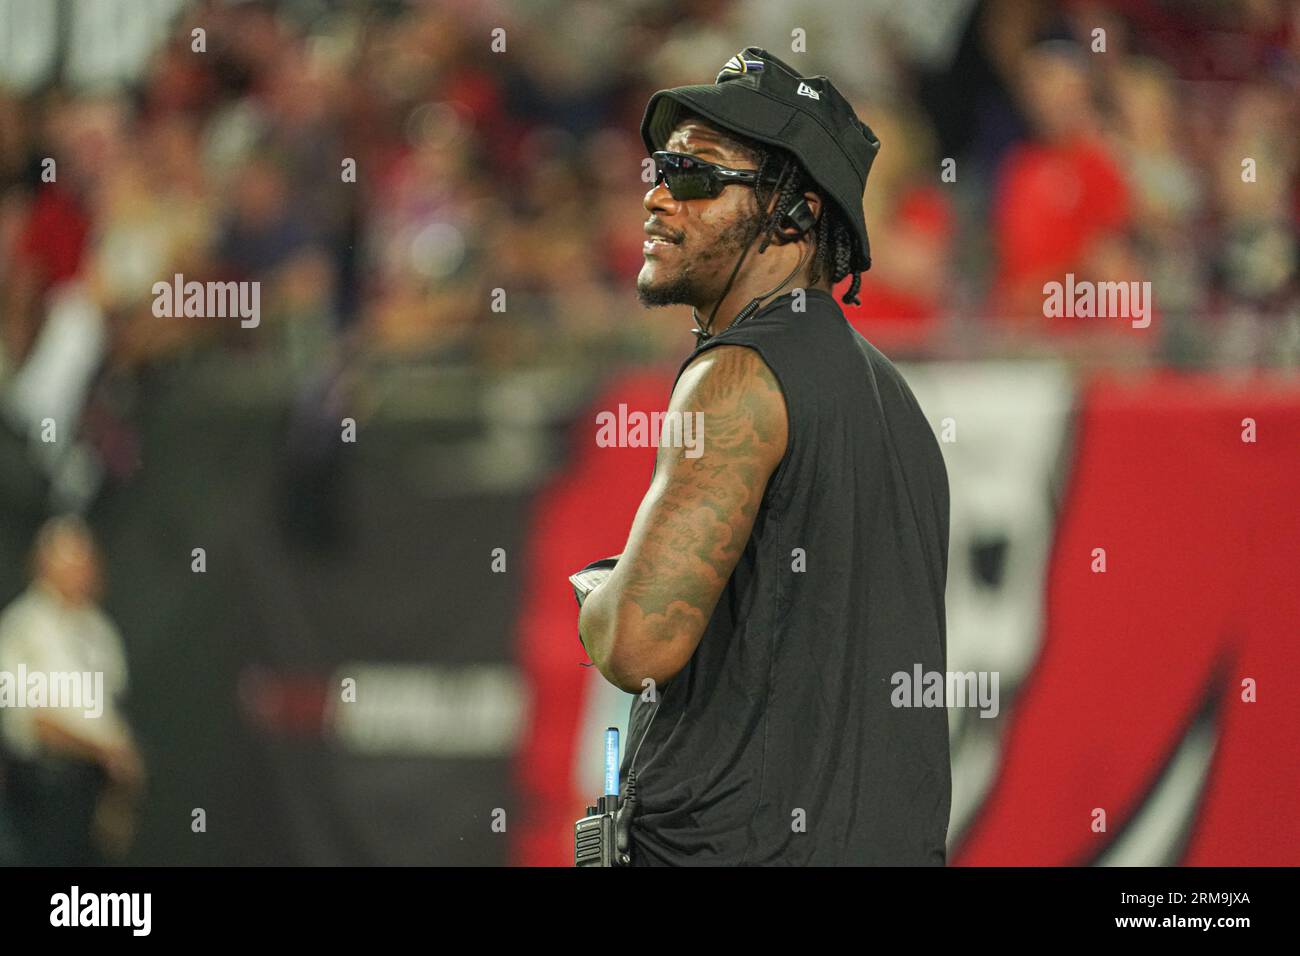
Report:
990,41,1132,326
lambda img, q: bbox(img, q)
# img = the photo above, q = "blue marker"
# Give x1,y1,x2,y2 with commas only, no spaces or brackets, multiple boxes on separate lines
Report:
604,727,620,798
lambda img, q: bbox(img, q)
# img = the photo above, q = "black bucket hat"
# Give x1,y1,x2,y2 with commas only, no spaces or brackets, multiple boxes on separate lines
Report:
641,46,880,273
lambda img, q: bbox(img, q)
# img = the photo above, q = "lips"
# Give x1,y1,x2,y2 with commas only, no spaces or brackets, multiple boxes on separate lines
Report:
643,228,680,256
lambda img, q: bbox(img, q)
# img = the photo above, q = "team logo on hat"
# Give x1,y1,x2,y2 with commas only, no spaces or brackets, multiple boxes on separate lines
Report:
716,51,765,83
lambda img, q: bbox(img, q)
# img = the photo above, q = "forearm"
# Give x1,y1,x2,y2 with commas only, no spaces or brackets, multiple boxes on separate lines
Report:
577,574,638,692
577,569,672,694
577,551,706,694
579,459,751,688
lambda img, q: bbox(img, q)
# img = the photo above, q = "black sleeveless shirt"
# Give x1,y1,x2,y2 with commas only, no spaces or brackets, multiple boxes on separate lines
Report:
621,287,951,865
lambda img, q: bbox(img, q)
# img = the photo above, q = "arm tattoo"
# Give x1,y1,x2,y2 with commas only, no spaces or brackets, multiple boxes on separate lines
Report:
616,346,787,646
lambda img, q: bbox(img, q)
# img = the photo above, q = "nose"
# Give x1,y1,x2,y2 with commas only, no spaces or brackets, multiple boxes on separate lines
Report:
643,180,678,216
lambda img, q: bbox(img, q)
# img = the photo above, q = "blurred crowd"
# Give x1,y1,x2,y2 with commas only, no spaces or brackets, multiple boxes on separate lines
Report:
0,0,1296,404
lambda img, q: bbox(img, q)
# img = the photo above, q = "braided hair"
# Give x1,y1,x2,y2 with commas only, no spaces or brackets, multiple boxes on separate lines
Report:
705,123,861,306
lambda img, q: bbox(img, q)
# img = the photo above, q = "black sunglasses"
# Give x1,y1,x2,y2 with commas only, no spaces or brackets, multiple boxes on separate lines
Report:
650,150,776,200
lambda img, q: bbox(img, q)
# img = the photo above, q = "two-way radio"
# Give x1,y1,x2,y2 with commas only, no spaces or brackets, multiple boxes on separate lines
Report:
574,727,637,866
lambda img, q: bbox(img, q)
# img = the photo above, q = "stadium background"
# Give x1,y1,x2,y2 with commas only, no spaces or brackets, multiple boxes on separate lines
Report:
0,0,1296,865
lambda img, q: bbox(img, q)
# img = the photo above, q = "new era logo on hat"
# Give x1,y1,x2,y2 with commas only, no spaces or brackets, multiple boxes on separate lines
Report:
795,82,820,100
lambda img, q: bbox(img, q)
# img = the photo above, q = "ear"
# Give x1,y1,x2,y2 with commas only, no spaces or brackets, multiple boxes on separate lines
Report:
802,191,822,223
778,190,822,242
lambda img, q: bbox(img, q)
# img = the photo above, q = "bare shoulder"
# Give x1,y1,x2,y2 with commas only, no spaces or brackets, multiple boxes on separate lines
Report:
668,345,788,472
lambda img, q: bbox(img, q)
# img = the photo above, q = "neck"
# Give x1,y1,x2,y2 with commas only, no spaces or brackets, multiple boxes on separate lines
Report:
695,240,826,336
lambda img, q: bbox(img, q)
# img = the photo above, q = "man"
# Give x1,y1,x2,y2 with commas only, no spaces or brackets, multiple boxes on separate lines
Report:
0,515,144,864
577,48,951,865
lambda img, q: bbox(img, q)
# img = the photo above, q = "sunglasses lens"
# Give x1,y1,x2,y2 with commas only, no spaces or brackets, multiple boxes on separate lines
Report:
670,172,714,200
655,154,716,200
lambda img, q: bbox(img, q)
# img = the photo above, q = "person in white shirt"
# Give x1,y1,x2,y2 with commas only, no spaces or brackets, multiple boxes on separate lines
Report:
0,515,144,863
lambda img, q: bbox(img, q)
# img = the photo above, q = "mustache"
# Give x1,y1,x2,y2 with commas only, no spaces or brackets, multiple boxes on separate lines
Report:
644,222,685,243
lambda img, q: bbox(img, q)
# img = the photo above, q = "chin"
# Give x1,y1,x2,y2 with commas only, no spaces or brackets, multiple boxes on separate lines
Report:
637,264,695,308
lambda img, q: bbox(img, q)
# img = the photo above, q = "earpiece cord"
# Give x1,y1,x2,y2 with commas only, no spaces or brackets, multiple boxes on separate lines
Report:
691,165,812,343
693,237,811,345
691,227,758,343
627,692,659,776
692,161,800,344
736,242,810,325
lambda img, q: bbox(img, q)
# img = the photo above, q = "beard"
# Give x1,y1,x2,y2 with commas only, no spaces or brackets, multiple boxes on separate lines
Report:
636,207,763,308
635,260,698,307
